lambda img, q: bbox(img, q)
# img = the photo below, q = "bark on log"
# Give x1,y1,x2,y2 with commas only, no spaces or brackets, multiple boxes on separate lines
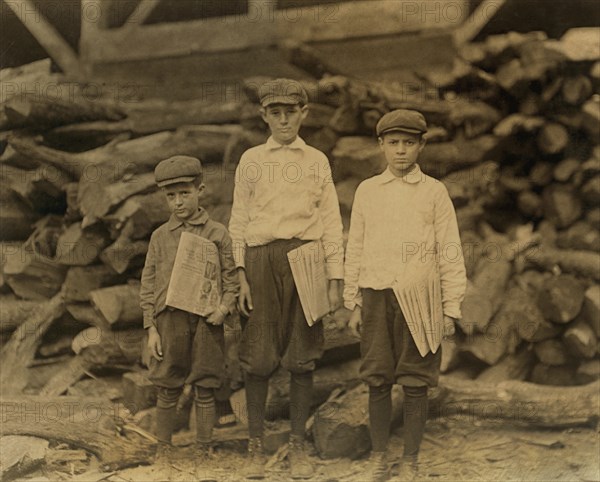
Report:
524,246,600,281
89,283,142,326
563,318,597,359
553,157,580,182
460,285,523,365
2,227,68,299
78,172,156,226
65,303,111,329
0,290,65,395
49,100,243,140
100,237,148,275
41,328,145,397
582,285,600,337
63,265,126,303
537,122,570,155
102,190,170,240
458,257,512,335
0,396,154,470
543,184,583,228
476,347,536,383
431,377,599,426
538,274,585,324
54,223,110,266
533,339,574,366
529,363,580,386
4,96,125,130
0,164,70,213
0,185,38,241
8,125,239,180
562,75,593,106
0,298,41,333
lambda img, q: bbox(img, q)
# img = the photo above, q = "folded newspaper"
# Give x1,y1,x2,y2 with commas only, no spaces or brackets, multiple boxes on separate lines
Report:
287,241,330,326
166,231,222,317
392,261,443,357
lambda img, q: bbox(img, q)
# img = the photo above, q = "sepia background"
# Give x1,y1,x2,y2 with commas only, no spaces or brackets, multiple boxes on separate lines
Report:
0,1,599,481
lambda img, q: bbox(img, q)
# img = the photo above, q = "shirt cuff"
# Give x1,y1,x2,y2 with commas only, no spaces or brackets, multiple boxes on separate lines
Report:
443,301,462,320
233,243,246,270
143,313,156,329
343,294,362,311
326,262,344,280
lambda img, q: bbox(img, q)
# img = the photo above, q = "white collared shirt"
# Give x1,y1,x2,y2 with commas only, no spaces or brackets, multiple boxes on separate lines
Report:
343,165,467,318
229,136,344,279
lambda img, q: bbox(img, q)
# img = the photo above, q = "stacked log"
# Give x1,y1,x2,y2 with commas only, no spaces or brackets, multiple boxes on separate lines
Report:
0,27,599,464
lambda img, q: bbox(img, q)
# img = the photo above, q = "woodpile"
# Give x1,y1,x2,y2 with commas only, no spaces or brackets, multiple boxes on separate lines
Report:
0,28,599,465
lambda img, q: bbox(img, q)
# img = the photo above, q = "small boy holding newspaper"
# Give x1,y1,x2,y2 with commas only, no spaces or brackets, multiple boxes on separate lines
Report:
139,155,238,480
229,78,345,479
343,110,467,481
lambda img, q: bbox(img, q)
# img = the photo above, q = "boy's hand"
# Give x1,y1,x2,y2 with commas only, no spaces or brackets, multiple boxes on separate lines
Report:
348,306,362,338
327,279,342,314
443,315,456,340
238,272,253,318
147,326,163,361
207,306,227,326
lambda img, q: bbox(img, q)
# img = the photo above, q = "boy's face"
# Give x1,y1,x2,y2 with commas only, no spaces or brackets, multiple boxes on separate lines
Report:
378,131,425,177
162,181,203,220
260,103,308,145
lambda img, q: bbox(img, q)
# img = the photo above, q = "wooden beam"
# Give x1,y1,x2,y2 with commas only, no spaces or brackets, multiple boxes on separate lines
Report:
3,0,84,78
453,0,507,46
79,0,468,64
121,0,161,31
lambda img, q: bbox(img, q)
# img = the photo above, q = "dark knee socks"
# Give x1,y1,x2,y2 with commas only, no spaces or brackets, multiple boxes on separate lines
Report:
369,384,392,452
403,385,428,457
194,386,215,444
245,372,269,439
156,387,183,444
290,372,313,437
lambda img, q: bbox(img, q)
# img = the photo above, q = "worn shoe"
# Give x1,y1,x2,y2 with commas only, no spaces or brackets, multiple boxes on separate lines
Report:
194,443,218,482
364,451,389,482
288,434,315,479
242,437,266,479
397,455,419,481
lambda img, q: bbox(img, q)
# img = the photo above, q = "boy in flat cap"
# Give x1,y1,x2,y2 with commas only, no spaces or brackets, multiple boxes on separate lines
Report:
229,78,344,479
139,155,239,480
344,110,467,481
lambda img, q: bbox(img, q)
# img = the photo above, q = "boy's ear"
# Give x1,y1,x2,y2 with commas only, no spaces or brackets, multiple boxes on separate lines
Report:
197,183,206,194
259,107,267,122
418,137,427,152
377,136,384,149
300,104,309,119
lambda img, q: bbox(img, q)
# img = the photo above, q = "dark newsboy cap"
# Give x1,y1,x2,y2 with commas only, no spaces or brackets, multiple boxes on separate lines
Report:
259,78,308,107
376,109,428,136
154,155,202,187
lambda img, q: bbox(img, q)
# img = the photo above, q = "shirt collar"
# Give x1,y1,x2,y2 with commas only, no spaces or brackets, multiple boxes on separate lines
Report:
378,164,423,184
168,207,209,230
265,136,307,151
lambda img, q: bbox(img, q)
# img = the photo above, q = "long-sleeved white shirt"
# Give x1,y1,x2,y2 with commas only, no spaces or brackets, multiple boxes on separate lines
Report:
343,165,467,318
229,136,344,279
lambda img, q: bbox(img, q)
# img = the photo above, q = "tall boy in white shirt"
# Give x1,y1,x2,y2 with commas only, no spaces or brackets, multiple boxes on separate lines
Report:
229,78,344,480
344,109,467,481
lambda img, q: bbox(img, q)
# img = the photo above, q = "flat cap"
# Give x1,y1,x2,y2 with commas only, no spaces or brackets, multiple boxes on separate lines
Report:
376,109,428,136
154,155,202,187
259,78,308,107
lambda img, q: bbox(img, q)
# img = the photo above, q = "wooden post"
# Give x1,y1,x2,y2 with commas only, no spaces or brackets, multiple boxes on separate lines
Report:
4,0,85,78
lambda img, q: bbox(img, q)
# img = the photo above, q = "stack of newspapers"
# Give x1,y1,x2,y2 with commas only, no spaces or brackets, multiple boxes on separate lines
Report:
287,241,330,326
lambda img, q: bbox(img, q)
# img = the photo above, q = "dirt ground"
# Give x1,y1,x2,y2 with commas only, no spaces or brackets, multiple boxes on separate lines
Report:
11,415,600,482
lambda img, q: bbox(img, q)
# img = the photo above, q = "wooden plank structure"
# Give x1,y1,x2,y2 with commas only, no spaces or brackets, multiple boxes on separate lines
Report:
6,0,478,99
